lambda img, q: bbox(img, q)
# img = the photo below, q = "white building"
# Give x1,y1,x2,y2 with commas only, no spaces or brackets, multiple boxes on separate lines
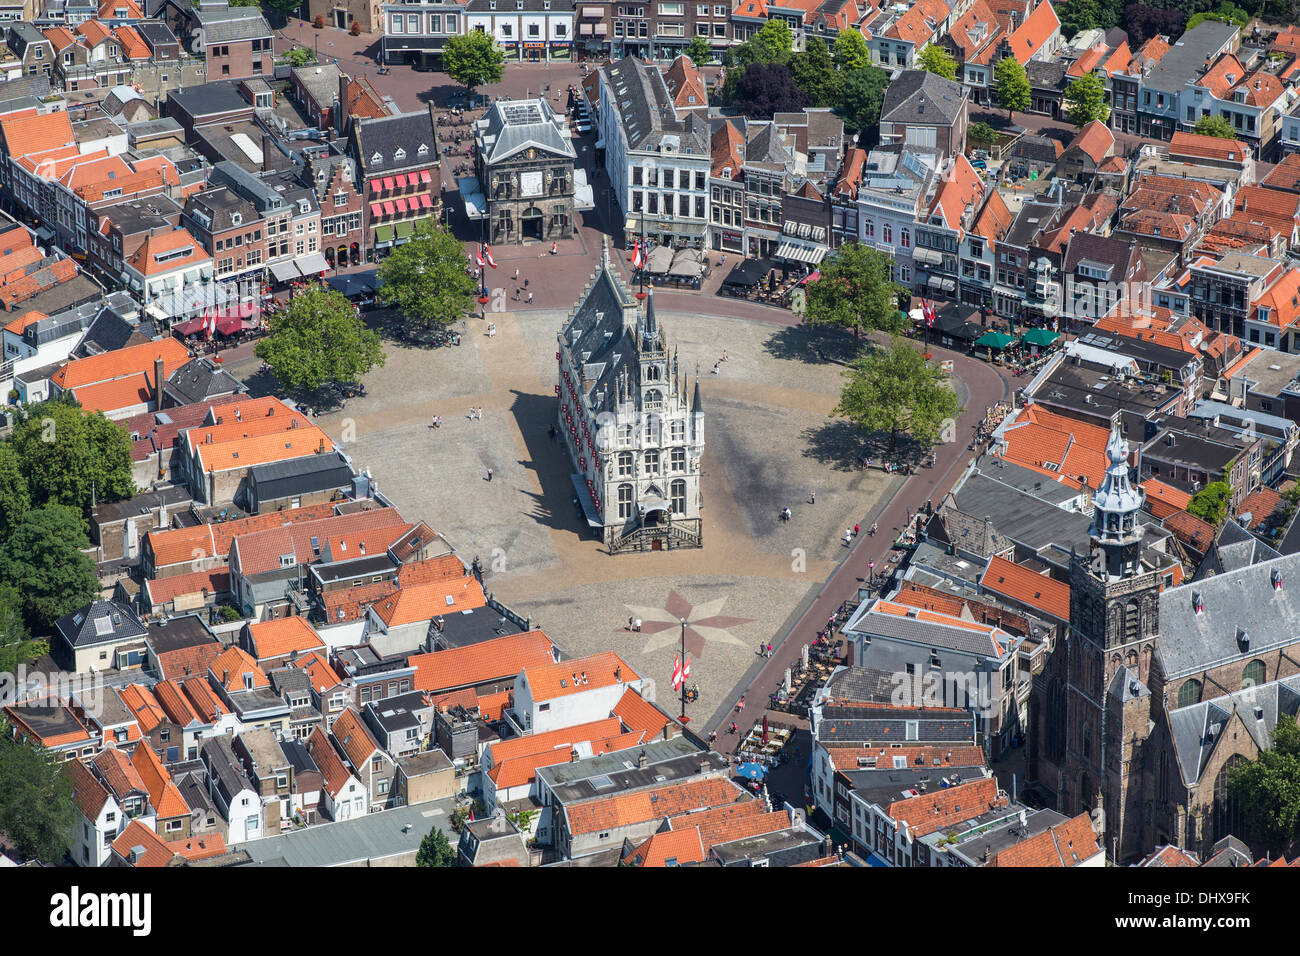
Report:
506,651,645,735
597,55,711,248
558,246,704,552
120,227,214,320
464,0,576,62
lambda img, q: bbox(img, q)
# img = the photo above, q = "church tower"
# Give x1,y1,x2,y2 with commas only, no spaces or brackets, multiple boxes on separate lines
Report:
1060,422,1163,861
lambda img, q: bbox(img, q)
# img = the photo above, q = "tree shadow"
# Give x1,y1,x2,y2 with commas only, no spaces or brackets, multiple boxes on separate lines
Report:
801,418,929,471
762,324,865,366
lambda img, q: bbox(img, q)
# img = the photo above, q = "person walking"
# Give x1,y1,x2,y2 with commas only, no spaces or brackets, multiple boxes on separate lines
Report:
843,529,852,547
853,524,859,537
809,490,816,504
486,467,494,482
513,267,520,281
870,522,877,536
527,291,534,304
766,642,773,657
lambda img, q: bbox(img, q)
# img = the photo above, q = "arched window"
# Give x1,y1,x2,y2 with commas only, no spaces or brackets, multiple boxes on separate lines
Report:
646,365,661,381
1177,679,1203,709
1045,679,1065,761
618,424,633,445
617,484,633,519
1213,755,1245,843
900,227,910,248
1125,600,1140,643
617,452,633,477
643,414,660,444
645,388,663,410
1243,659,1266,688
1156,748,1169,803
670,479,686,514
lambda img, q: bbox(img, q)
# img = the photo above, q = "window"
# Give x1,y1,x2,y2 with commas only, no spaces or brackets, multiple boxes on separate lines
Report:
390,14,404,33
883,223,892,244
671,447,686,471
618,451,633,477
618,483,634,519
644,449,660,474
670,479,686,514
1177,679,1203,708
407,13,419,30
1243,659,1266,688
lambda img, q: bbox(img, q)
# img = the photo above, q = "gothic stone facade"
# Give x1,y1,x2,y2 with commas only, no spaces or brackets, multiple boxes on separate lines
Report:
474,98,577,245
557,249,703,552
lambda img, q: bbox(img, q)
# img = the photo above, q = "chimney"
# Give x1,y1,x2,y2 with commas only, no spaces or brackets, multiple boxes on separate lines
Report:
338,71,351,138
262,135,271,172
222,669,229,686
637,750,648,769
154,357,165,411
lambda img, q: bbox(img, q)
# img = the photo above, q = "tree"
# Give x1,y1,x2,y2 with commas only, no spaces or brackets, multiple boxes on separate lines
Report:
994,57,1030,119
442,30,506,94
730,63,810,119
838,65,890,133
376,220,478,332
1187,480,1232,525
918,44,958,81
0,584,44,675
416,825,456,866
1123,4,1188,47
5,399,134,519
805,243,905,341
0,505,99,632
0,720,78,863
1187,1,1250,29
832,28,871,71
1065,71,1110,127
255,288,386,396
0,444,30,542
834,337,963,453
1193,114,1237,138
751,18,793,65
789,41,843,109
1056,0,1102,38
968,121,999,145
280,47,316,68
260,0,302,14
685,35,712,67
1229,714,1300,849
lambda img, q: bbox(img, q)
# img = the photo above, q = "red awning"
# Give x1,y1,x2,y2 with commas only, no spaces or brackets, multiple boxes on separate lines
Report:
395,173,408,188
419,193,432,210
383,201,396,216
370,203,384,218
368,179,381,193
174,316,207,336
215,313,243,336
420,170,432,184
395,197,408,213
382,177,395,191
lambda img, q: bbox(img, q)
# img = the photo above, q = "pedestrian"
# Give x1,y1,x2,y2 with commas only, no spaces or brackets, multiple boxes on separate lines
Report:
722,350,729,361
477,406,484,420
486,467,493,482
766,642,773,657
711,361,720,374
524,277,530,289
870,521,877,536
843,529,852,547
513,288,520,301
513,267,520,280
854,524,859,536
809,490,816,504
628,616,635,631
469,407,475,420
527,291,534,304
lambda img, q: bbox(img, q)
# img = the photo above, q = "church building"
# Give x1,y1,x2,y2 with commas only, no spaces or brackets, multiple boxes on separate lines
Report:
557,245,703,553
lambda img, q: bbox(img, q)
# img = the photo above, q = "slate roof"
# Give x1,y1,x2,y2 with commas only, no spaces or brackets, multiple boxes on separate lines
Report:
474,97,575,166
195,8,271,43
55,600,147,649
880,70,966,127
1142,21,1239,95
816,703,977,744
165,357,245,405
1168,674,1300,787
247,451,354,504
947,472,1093,554
600,56,709,154
1159,552,1300,679
166,81,250,120
355,108,438,175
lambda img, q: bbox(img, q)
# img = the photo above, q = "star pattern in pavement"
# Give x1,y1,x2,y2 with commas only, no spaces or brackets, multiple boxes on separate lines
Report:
615,590,757,658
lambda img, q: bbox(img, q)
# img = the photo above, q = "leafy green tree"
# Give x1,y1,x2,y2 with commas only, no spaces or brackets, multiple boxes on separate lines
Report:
838,65,890,133
1187,480,1232,526
1056,0,1102,38
789,41,843,109
994,57,1030,119
833,337,964,453
280,47,316,67
832,28,871,71
1230,714,1300,849
1193,114,1237,138
255,288,386,396
0,720,78,863
685,35,713,67
968,121,999,145
6,399,134,519
1187,1,1249,29
0,444,30,542
918,44,958,80
732,63,810,117
376,220,478,332
417,825,457,866
1065,71,1110,127
0,584,44,675
0,505,98,633
805,243,904,341
751,18,793,64
443,30,506,94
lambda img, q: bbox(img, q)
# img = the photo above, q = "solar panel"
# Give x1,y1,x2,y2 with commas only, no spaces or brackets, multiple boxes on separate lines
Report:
502,103,544,126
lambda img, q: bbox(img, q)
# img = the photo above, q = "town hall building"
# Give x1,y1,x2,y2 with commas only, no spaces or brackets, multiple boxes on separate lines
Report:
557,244,703,553
473,97,577,245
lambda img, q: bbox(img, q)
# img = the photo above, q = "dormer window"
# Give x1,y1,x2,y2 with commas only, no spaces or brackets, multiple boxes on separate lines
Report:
417,143,429,156
231,212,242,226
371,151,382,164
394,147,406,161
489,0,495,8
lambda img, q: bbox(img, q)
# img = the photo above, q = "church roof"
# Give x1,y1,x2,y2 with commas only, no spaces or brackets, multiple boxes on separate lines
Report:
558,246,643,418
474,97,576,166
1167,674,1300,787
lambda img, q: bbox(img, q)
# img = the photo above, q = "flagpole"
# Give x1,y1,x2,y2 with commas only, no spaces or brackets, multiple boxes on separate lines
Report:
679,617,688,722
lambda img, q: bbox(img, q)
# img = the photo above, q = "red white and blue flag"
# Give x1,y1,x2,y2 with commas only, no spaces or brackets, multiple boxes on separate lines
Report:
923,299,936,328
484,243,498,269
632,240,644,271
475,245,485,268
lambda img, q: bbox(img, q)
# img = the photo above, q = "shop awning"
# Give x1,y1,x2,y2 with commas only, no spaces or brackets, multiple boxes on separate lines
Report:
215,313,243,336
579,23,593,34
458,176,487,219
975,331,1016,349
1021,328,1060,347
173,316,207,336
912,247,943,265
570,474,605,529
296,252,331,276
645,245,674,274
394,220,415,240
774,237,828,264
382,177,395,191
374,224,395,245
419,194,433,209
269,260,299,282
722,258,773,287
395,197,409,214
368,178,382,194
370,203,384,218
420,170,432,185
395,174,408,189
383,201,396,216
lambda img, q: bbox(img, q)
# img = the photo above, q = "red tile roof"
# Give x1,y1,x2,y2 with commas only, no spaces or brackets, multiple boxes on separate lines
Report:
887,776,1004,838
307,726,354,797
409,630,557,694
125,228,211,277
144,499,339,568
980,555,1070,622
231,508,407,576
565,777,746,836
52,338,190,391
117,683,167,734
92,747,148,799
370,575,486,627
612,688,674,740
143,569,230,608
989,812,1101,866
131,740,189,818
153,679,201,726
67,757,112,820
331,707,382,770
208,645,269,692
1169,130,1250,164
154,641,224,683
0,110,75,160
1066,120,1114,165
1163,509,1216,553
246,616,325,662
521,651,640,703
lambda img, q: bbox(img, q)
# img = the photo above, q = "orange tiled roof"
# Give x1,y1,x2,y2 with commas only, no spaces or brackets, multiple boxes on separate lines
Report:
489,730,645,790
989,812,1101,866
475,689,511,721
246,616,325,662
710,120,745,180
626,827,707,867
288,651,345,694
886,3,938,46
663,55,708,110
131,740,190,818
949,0,1001,61
929,154,983,236
153,679,201,726
331,707,382,770
111,820,176,867
971,188,1014,245
232,508,407,576
3,704,95,748
0,110,75,161
1252,267,1300,330
194,425,336,475
145,500,338,568
1198,53,1246,99
117,683,167,735
370,575,486,627
980,555,1070,622
2,309,46,336
1163,509,1216,553
823,745,986,773
92,747,148,799
322,578,397,624
872,601,1010,654
154,641,224,684
522,650,640,703
180,677,227,721
1066,120,1114,164
1142,478,1192,514
76,18,115,48
565,776,745,836
1236,71,1284,108
71,372,157,416
1141,844,1201,867
887,776,1004,838
486,716,623,768
1237,486,1285,531
100,0,145,16
613,687,673,739
115,25,150,60
1170,130,1250,163
68,757,112,820
143,569,230,608
208,645,269,691
409,630,557,693
126,227,210,277
51,337,189,390
1067,44,1106,78
42,26,79,52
